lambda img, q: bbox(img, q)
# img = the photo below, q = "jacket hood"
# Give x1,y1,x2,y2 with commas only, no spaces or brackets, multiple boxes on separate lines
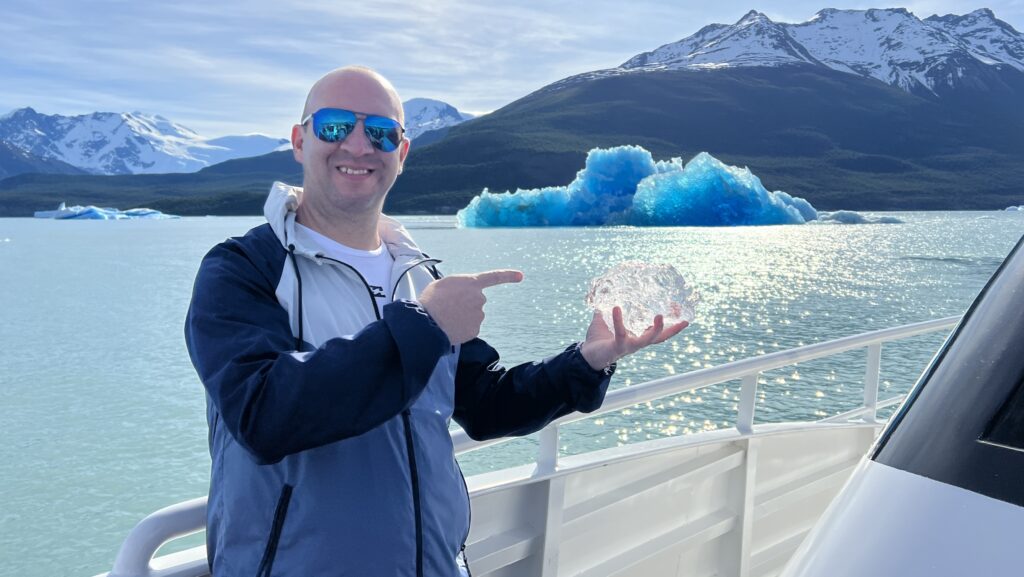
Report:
264,181,425,260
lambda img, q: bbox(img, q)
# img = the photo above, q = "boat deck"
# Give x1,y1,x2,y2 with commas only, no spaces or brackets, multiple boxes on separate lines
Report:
98,316,958,577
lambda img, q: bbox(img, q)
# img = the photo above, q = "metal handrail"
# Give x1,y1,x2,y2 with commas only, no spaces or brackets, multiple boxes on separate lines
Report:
107,497,207,577
451,315,959,453
103,315,959,577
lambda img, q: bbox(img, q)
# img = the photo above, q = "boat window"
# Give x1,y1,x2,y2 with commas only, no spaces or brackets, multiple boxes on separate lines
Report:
874,234,1024,508
982,378,1024,452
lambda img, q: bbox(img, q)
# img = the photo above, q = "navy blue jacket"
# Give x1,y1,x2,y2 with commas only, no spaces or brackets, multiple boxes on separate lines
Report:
184,182,613,577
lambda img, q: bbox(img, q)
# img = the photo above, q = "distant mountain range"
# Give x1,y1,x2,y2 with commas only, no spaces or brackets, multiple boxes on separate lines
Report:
2,7,1022,216
0,97,474,181
0,108,289,177
607,8,1024,96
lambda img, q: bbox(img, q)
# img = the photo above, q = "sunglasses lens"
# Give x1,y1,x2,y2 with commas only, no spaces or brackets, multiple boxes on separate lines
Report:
309,109,403,152
312,109,356,143
364,116,403,152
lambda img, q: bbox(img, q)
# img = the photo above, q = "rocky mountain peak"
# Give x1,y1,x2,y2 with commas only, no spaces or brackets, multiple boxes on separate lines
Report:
402,98,475,141
611,7,1024,95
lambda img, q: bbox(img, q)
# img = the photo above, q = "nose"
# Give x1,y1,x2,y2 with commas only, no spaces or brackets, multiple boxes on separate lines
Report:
338,118,374,156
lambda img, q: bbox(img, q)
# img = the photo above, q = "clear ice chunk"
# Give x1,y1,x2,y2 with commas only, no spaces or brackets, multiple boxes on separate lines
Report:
585,261,699,335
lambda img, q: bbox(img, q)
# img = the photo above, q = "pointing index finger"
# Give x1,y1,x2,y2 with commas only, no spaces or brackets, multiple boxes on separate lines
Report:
472,269,524,289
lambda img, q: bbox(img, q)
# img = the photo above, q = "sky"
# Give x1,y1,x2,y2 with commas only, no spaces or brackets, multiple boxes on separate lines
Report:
2,1,1022,138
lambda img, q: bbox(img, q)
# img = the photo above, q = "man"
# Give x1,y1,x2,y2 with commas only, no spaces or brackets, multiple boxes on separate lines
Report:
185,66,686,577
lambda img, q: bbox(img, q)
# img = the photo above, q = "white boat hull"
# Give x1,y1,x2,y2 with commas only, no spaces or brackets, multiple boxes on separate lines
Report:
465,422,878,577
781,461,1024,577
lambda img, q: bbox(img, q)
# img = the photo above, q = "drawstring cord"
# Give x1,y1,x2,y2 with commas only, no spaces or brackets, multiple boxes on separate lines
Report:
287,244,304,351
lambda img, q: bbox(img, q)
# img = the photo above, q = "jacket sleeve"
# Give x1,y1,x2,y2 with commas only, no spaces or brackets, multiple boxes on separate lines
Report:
185,241,450,465
452,338,615,441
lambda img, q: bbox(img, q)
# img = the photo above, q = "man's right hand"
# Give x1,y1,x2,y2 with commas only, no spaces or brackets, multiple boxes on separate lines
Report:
417,269,524,344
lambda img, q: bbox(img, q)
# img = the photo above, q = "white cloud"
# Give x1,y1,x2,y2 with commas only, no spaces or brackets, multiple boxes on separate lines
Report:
1,0,1021,136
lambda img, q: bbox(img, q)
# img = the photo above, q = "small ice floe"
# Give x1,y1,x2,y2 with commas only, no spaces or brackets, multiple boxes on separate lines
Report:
1005,205,1024,212
33,202,178,220
814,210,902,224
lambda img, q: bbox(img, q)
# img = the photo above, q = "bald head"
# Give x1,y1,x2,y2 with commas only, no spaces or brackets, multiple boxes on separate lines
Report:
290,66,411,240
302,66,404,126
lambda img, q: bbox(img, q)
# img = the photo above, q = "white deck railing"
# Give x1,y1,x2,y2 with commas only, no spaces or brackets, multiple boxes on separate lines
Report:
103,316,959,577
452,315,958,468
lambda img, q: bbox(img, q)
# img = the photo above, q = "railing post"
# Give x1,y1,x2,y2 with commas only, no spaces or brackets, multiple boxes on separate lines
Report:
537,424,559,474
536,424,564,576
864,344,881,423
721,437,759,577
538,476,567,577
736,373,759,435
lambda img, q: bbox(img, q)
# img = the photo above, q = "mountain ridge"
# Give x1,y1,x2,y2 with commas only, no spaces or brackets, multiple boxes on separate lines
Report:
0,107,288,176
581,7,1024,97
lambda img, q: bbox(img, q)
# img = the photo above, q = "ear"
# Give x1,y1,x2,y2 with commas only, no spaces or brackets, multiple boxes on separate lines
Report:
291,124,305,164
396,137,410,175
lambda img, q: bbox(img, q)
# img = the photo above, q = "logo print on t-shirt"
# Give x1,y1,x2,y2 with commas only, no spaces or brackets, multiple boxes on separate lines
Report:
370,285,386,299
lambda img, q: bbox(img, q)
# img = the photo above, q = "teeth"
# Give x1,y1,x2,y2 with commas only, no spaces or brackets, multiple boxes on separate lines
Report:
337,166,369,175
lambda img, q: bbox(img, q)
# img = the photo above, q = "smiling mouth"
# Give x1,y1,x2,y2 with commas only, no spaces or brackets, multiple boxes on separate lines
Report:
336,166,373,175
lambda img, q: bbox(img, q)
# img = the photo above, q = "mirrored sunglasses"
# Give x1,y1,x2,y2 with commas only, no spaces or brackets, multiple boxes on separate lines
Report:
301,108,405,153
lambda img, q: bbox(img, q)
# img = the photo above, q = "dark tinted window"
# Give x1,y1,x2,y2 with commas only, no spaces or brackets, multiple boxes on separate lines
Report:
983,379,1024,452
874,235,1024,507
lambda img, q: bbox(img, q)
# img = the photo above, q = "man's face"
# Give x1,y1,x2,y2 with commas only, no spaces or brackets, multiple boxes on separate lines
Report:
292,72,409,216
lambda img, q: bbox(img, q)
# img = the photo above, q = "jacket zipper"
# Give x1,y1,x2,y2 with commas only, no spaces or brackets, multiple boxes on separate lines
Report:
255,484,293,577
394,260,438,577
403,409,424,577
316,253,437,577
458,467,473,576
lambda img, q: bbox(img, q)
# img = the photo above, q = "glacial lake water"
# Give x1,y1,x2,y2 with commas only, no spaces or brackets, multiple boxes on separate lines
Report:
2,211,1023,577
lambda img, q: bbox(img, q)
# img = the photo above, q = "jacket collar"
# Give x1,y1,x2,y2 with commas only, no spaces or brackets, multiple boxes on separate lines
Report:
264,181,425,262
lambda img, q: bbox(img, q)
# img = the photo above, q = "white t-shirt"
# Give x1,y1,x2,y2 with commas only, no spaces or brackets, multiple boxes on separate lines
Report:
294,224,395,309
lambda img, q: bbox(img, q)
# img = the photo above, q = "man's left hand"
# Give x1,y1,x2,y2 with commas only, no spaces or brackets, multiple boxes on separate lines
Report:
579,307,688,371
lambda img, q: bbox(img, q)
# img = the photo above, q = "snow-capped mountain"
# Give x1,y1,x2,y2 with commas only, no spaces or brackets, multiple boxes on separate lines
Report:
612,8,1024,96
623,11,821,69
785,8,996,94
925,9,1024,72
0,108,289,175
402,98,475,141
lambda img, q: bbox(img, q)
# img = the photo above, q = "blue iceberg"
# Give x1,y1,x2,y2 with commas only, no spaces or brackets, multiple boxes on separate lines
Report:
456,146,818,227
456,146,655,227
632,153,817,226
33,203,178,220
